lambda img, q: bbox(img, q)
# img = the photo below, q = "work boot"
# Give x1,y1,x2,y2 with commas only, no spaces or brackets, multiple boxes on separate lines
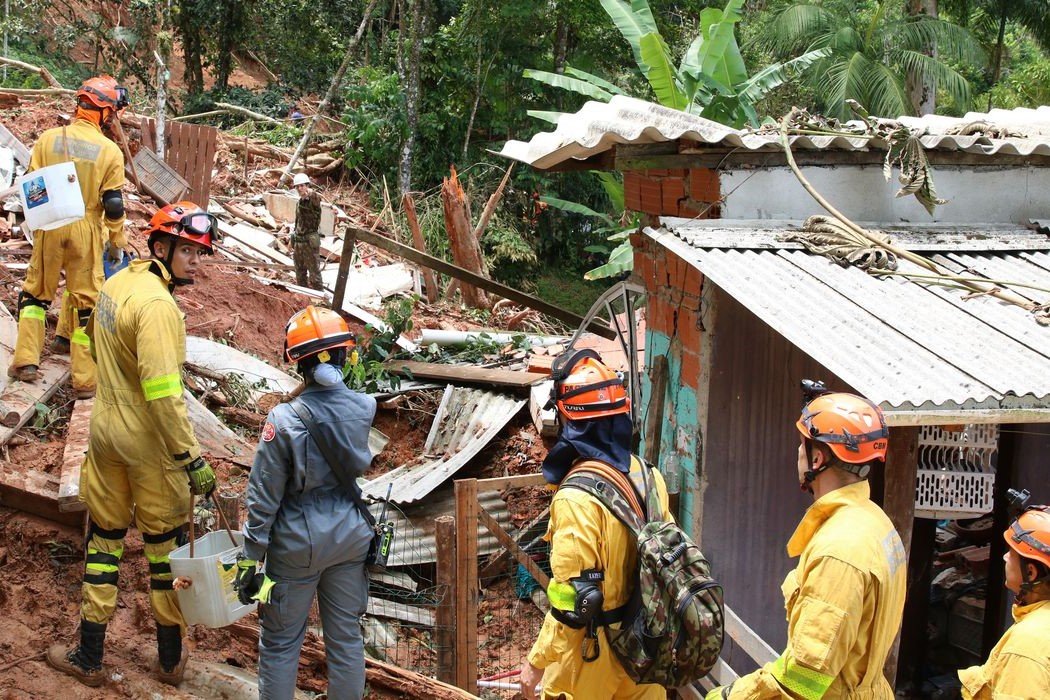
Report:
7,364,38,382
154,624,187,686
51,335,70,355
46,620,106,687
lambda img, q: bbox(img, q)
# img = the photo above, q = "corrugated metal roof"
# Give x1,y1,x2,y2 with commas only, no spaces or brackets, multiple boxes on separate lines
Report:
498,96,1050,170
647,222,1050,416
366,490,518,567
361,384,526,504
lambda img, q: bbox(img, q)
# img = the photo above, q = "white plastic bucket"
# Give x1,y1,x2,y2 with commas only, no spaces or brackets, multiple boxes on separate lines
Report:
169,530,257,628
17,162,85,231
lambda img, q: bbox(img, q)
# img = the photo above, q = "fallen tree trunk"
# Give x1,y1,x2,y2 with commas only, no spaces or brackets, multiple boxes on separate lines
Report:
0,56,63,89
214,101,283,125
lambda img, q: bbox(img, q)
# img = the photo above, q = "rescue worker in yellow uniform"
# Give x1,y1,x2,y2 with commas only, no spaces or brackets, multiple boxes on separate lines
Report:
958,494,1050,699
9,76,130,398
707,381,906,700
521,349,670,700
46,202,218,688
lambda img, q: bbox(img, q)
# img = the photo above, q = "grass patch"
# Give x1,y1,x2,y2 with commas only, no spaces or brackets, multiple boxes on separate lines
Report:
534,268,607,317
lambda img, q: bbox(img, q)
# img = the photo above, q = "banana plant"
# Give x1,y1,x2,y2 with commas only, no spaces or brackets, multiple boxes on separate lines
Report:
525,0,830,129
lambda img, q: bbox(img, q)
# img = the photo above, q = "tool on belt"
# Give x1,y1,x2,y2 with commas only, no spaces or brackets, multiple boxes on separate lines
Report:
373,483,395,568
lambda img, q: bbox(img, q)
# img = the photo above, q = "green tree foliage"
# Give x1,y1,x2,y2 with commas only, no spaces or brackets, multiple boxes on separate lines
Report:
763,0,983,119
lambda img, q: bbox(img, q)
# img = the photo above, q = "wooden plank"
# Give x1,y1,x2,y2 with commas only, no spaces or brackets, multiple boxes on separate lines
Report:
198,125,218,204
386,360,546,389
881,426,919,683
0,122,31,167
0,357,69,435
724,605,778,666
366,597,434,627
348,226,617,340
476,473,547,492
480,505,549,583
184,391,255,466
57,398,93,512
453,479,479,695
435,514,456,683
529,381,558,438
478,504,550,590
133,147,190,206
331,226,358,315
643,356,668,465
217,221,293,265
140,116,156,152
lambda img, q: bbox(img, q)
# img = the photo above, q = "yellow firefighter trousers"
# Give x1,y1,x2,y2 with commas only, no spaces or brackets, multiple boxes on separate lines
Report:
13,219,103,390
78,400,192,631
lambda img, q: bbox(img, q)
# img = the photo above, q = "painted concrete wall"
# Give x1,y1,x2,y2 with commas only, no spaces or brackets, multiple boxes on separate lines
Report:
721,165,1050,223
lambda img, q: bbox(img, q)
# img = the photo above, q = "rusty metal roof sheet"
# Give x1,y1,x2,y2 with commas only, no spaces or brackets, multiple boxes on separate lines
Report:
361,384,526,504
648,221,1050,420
498,96,1050,170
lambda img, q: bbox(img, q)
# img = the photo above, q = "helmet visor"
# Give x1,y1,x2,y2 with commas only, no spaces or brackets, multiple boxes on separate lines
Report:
115,85,129,110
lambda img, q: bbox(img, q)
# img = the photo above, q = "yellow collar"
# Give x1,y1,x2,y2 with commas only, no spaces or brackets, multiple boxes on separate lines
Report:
787,480,871,557
1012,599,1050,623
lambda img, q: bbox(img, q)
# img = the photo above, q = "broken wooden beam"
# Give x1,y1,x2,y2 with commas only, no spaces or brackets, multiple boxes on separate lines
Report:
385,360,546,390
0,460,81,527
346,226,617,339
0,357,70,433
478,504,549,590
404,193,438,303
57,398,93,512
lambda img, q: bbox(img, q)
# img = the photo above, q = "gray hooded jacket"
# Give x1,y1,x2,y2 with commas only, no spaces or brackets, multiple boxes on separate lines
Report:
242,382,377,577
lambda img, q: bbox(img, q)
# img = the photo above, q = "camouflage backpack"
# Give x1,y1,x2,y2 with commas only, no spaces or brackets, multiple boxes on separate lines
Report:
560,458,724,689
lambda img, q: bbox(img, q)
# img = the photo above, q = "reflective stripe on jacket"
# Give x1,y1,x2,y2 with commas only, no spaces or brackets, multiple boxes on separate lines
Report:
87,259,199,468
959,600,1050,699
30,118,126,247
727,481,906,700
242,382,377,576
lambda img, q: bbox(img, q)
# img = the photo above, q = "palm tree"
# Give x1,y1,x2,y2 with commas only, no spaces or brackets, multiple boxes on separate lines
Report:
943,0,1050,109
766,0,983,119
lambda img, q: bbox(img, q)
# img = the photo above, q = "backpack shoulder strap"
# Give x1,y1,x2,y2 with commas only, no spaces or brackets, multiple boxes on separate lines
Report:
559,459,646,535
288,397,376,528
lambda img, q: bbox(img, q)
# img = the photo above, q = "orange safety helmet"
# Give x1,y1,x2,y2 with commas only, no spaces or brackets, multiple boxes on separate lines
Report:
76,76,129,113
548,348,630,421
146,201,218,255
796,385,888,472
284,306,355,362
1005,507,1050,573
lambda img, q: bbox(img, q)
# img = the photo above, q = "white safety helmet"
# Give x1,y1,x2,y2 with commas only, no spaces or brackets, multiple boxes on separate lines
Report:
292,173,311,187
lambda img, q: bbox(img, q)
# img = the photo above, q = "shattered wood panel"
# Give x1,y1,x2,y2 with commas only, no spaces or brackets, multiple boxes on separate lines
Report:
386,361,546,390
365,490,512,567
133,146,189,205
217,220,293,265
57,398,93,512
0,357,69,438
184,390,255,466
361,386,526,504
141,118,218,205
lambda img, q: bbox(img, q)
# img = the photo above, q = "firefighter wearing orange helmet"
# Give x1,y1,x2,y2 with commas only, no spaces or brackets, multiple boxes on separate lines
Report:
235,305,376,700
707,381,906,700
47,202,218,688
959,492,1050,698
9,76,131,397
521,349,671,700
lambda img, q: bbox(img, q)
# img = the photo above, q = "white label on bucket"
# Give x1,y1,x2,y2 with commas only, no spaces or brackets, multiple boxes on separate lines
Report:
217,560,239,604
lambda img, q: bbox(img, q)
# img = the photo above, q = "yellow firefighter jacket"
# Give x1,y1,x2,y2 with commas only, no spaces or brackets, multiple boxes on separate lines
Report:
958,599,1050,699
527,456,670,700
30,118,127,248
87,259,199,469
717,480,907,700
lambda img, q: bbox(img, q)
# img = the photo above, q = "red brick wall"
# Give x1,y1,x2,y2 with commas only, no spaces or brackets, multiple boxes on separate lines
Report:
624,168,721,218
631,231,703,389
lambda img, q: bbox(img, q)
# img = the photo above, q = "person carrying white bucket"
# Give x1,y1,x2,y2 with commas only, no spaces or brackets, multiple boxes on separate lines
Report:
47,202,219,687
8,76,132,399
235,306,376,700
